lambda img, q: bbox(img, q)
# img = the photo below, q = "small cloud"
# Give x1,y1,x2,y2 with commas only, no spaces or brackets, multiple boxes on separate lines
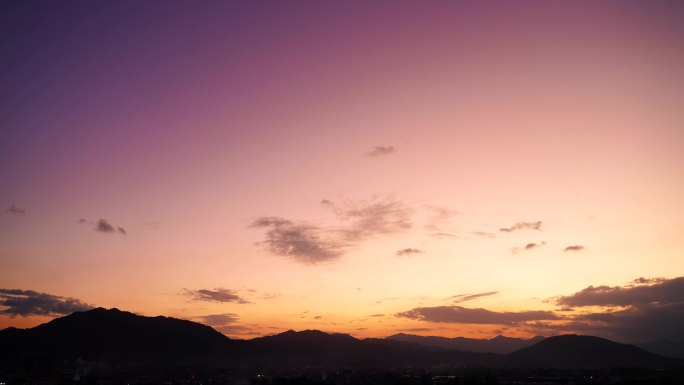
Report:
196,313,239,326
526,241,545,249
367,146,395,157
183,288,250,304
564,245,585,252
512,241,545,254
77,218,88,224
499,221,542,232
313,315,323,320
5,204,26,215
396,248,422,256
447,291,499,304
370,313,385,317
94,219,127,235
0,289,92,317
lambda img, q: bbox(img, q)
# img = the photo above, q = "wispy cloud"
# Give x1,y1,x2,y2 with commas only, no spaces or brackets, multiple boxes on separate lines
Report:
250,217,344,264
5,204,26,215
375,297,400,304
396,305,559,325
447,291,499,304
473,231,496,239
427,232,460,239
183,288,250,304
499,221,542,232
322,198,412,241
564,245,585,252
0,289,92,317
367,146,395,157
396,248,422,257
423,205,458,231
251,198,412,264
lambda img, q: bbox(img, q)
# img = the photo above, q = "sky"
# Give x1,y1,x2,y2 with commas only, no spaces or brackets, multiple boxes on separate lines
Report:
1,1,683,343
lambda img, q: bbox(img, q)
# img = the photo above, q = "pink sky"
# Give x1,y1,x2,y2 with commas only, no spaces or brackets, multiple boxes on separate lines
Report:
1,1,683,342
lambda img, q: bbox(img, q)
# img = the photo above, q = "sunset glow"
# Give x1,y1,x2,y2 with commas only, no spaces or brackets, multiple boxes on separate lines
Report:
1,1,683,344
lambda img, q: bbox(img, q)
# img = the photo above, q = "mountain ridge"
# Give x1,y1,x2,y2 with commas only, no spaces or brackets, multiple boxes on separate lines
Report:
1,308,678,370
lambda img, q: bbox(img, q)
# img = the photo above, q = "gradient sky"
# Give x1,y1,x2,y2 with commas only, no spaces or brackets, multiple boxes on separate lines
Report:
1,1,683,343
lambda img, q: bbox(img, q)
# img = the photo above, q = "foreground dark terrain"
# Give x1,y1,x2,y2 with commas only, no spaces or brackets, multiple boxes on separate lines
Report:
1,308,683,385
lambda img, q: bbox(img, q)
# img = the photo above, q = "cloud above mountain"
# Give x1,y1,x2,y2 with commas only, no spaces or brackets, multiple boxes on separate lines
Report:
396,305,559,325
0,289,92,317
184,288,250,304
525,277,684,342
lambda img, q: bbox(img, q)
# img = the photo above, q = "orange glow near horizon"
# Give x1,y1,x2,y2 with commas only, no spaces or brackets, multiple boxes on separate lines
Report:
1,1,683,344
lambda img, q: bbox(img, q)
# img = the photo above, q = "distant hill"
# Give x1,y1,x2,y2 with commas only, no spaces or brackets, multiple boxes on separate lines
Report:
242,329,494,367
1,309,678,371
507,334,672,368
386,332,545,354
638,340,684,359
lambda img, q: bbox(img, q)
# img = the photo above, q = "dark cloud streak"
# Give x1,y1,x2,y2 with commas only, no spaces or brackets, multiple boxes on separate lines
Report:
5,204,26,215
447,291,499,303
184,288,250,304
0,289,92,317
396,248,422,256
396,305,559,325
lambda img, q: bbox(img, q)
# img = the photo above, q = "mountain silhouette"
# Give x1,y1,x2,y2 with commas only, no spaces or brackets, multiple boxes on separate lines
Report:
386,332,545,354
1,309,678,371
507,334,671,368
0,307,231,365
